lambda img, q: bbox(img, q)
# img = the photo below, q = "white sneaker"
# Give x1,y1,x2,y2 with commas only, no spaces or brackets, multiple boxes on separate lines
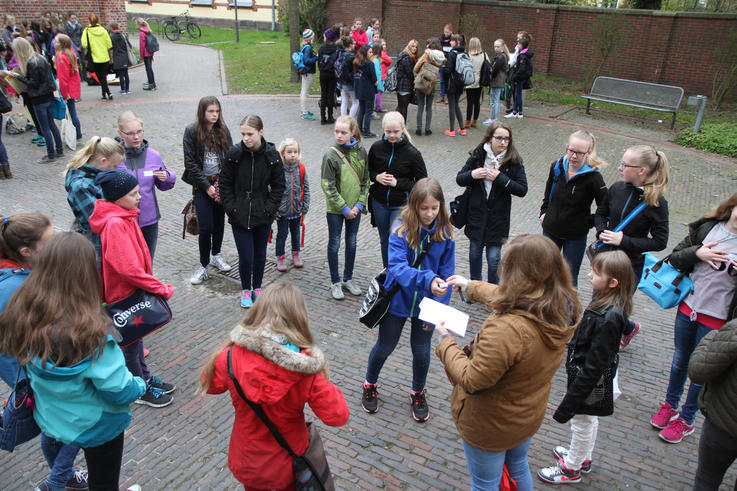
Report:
504,112,516,118
210,254,232,272
190,266,209,285
331,282,345,300
516,113,524,119
343,279,362,296
127,485,142,491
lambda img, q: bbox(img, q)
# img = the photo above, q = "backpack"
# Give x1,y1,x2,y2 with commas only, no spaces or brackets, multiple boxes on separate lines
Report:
334,49,347,81
454,51,475,86
414,61,439,95
479,53,492,87
318,50,338,73
291,45,308,74
384,60,398,92
145,32,159,53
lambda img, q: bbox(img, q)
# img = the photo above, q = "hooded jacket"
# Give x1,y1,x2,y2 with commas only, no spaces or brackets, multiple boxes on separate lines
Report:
321,142,369,216
353,58,377,100
81,25,112,63
436,281,576,452
510,49,533,85
220,138,286,230
182,122,233,193
368,136,427,208
207,325,349,489
110,31,132,70
65,164,104,254
301,42,318,75
56,51,81,100
277,162,310,217
26,335,146,448
116,139,176,228
138,27,154,58
89,200,174,304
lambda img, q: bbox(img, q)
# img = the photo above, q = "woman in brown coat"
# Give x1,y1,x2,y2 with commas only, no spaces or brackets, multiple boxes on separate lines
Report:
436,234,581,490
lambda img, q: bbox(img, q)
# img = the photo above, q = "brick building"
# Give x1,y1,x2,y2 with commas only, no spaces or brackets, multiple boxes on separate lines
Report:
0,0,127,32
126,0,279,30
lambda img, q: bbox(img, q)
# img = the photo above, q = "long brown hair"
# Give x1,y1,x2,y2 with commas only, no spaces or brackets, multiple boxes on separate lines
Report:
703,192,737,222
588,250,634,317
488,234,581,328
0,212,51,265
0,233,108,367
354,44,370,70
392,177,453,249
54,33,78,74
480,121,522,166
195,96,230,154
200,282,316,393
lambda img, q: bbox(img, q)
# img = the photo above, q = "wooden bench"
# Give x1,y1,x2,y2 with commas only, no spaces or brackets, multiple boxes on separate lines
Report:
582,77,684,129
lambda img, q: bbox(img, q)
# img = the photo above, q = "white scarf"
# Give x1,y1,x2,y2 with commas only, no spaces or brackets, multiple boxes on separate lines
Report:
482,143,506,197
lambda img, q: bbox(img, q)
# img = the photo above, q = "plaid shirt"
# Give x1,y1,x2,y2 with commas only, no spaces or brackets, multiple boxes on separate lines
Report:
65,164,103,253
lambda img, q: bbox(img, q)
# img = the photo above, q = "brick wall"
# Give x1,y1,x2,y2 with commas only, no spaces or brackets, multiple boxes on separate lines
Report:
1,0,127,32
326,0,737,99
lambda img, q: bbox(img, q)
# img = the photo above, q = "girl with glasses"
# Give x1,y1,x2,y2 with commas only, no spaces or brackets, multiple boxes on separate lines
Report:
539,130,607,286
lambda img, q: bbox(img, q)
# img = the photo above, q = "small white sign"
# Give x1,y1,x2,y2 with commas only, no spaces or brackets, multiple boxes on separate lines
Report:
418,297,469,337
143,170,154,177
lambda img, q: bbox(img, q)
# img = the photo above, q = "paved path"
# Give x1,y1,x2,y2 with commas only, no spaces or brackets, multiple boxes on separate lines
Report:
1,39,736,490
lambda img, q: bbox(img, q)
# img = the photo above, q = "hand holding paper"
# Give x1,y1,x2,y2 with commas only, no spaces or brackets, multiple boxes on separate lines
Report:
418,297,469,337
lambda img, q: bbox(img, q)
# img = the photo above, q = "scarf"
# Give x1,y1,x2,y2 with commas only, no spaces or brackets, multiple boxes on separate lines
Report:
482,143,506,197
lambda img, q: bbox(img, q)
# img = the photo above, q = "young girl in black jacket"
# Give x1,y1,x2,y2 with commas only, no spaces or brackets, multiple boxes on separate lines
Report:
444,34,466,136
354,45,378,137
538,250,634,485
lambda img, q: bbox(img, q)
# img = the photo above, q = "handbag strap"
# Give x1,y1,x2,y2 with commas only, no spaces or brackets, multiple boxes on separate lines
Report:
331,146,362,185
613,202,646,233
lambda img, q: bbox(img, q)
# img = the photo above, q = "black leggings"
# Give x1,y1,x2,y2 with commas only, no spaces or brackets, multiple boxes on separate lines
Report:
448,92,464,131
319,73,337,111
83,432,124,491
466,87,482,121
396,93,411,124
92,61,111,97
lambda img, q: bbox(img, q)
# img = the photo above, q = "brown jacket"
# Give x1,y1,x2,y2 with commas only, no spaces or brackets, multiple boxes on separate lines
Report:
436,281,575,452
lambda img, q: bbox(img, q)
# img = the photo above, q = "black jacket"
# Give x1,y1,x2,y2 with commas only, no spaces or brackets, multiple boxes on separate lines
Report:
445,46,465,95
109,31,131,70
182,123,233,193
456,144,527,245
594,181,669,271
317,43,338,78
220,138,285,230
540,158,608,239
16,54,55,103
511,49,533,84
395,51,415,94
354,59,377,100
669,218,737,321
368,136,427,208
554,305,627,423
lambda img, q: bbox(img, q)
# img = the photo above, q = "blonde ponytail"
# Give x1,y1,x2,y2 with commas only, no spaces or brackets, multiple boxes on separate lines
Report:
570,130,606,169
629,145,669,206
65,137,125,174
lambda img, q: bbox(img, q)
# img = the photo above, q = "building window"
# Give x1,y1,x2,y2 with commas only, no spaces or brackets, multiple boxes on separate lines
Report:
129,0,149,3
191,0,213,4
229,0,254,6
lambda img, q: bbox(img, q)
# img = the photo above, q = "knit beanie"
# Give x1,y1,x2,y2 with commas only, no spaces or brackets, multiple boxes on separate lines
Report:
302,29,314,41
324,28,338,42
95,169,138,202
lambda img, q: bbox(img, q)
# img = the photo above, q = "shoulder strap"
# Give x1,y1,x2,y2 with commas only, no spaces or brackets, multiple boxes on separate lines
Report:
331,146,361,184
613,202,647,233
547,157,564,205
298,162,306,203
388,239,434,295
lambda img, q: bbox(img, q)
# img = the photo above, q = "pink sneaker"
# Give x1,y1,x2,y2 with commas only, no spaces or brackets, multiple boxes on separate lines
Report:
621,321,640,348
651,402,678,429
277,255,287,272
659,418,694,443
293,251,304,268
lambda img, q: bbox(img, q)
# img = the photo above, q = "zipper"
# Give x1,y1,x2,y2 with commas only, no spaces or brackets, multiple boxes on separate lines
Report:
408,233,429,317
289,170,294,216
620,190,635,224
385,142,395,204
247,150,254,228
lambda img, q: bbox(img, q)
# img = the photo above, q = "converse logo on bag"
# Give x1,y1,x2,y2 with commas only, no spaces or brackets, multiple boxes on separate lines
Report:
113,301,152,328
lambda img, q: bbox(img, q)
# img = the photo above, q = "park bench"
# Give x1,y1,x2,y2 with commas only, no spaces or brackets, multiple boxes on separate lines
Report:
582,77,684,129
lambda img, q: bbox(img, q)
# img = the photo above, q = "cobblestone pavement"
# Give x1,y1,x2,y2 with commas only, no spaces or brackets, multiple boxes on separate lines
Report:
1,40,736,490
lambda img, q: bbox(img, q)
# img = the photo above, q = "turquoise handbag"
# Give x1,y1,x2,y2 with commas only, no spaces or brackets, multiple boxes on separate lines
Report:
637,253,694,309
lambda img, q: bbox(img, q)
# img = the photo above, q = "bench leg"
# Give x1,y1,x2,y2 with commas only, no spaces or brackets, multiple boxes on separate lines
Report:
671,112,676,129
586,100,591,115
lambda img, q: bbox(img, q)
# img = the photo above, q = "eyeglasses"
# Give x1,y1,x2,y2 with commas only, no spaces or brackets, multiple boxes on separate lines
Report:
618,160,641,169
121,129,144,137
566,147,588,158
492,136,510,143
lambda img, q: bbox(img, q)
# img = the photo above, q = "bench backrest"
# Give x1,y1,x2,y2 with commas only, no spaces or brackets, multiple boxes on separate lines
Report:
590,77,684,110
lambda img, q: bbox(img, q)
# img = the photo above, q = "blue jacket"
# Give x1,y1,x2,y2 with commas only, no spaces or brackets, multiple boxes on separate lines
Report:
302,43,318,74
385,219,455,318
0,267,30,386
26,335,146,447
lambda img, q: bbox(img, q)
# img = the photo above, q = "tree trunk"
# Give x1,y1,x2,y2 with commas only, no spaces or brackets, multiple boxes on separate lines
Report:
289,0,300,83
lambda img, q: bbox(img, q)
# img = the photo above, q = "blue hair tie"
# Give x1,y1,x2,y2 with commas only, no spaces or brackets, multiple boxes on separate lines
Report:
1,216,7,233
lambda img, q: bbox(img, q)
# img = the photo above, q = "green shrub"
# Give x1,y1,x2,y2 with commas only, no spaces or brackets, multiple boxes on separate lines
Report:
674,123,737,157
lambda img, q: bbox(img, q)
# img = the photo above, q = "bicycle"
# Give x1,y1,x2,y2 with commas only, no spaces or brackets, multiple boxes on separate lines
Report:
162,11,201,42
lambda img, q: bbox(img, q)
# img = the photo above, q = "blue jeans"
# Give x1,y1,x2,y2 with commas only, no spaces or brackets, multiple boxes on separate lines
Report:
232,223,271,290
469,241,501,284
0,114,8,165
194,189,225,267
542,229,587,287
33,100,63,158
512,82,524,115
41,434,81,489
140,222,159,263
489,87,502,121
275,216,301,257
371,198,402,268
462,438,533,491
115,68,130,92
65,98,83,139
326,212,361,284
439,70,447,99
665,311,712,425
357,97,374,134
365,314,434,392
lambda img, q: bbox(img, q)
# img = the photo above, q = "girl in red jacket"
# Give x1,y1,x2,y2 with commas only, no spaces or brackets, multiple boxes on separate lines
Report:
53,34,82,140
201,282,349,491
89,169,176,409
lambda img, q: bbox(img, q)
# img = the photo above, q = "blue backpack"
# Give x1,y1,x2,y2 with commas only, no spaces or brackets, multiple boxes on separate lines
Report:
291,46,308,74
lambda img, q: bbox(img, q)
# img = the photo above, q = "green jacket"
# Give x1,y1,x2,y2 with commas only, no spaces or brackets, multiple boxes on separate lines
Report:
321,143,369,215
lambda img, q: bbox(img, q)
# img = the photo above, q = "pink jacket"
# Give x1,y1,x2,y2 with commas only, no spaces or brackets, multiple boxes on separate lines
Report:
139,27,153,58
56,51,81,100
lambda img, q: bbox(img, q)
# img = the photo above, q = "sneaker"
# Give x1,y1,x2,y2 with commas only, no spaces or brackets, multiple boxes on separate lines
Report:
119,90,126,94
240,289,253,308
31,135,43,143
362,383,379,413
659,418,695,443
415,129,422,136
210,254,232,272
537,462,582,484
363,131,377,138
504,112,517,118
650,401,679,429
515,113,523,119
458,128,467,136
135,386,173,408
482,118,493,125
301,112,316,120
33,482,54,491
65,469,89,490
143,84,154,91
143,347,149,357
307,111,314,116
126,486,142,491
292,251,304,268
552,446,592,473
148,375,176,394
277,255,287,272
253,288,263,301
331,282,344,300
410,391,429,422
36,137,47,146
444,129,455,137
621,321,640,348
424,129,432,136
190,265,209,284
38,155,56,164
343,279,362,296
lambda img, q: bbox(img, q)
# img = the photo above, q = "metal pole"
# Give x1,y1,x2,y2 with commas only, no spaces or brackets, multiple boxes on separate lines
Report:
693,95,707,133
234,0,240,42
272,0,276,31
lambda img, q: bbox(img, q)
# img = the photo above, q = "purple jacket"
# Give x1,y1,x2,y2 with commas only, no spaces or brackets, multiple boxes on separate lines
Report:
116,139,176,227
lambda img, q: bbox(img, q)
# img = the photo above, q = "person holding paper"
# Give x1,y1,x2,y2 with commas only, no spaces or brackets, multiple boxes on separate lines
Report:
362,177,455,423
435,234,581,491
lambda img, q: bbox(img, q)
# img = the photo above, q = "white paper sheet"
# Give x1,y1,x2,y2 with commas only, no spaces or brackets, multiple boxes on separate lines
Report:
418,297,469,337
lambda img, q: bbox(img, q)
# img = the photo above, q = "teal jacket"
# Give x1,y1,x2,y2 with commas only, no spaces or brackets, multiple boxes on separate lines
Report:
26,335,146,447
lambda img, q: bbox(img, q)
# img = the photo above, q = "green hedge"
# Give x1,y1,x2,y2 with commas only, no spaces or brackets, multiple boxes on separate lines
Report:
674,123,737,158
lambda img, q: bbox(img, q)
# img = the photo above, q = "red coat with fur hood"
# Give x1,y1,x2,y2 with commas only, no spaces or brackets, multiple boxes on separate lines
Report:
207,325,349,488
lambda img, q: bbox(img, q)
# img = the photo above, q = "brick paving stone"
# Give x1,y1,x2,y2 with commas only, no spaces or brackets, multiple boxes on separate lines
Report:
1,37,736,490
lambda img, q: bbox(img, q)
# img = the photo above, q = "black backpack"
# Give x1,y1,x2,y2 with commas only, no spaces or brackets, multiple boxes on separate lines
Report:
145,32,159,53
318,50,338,73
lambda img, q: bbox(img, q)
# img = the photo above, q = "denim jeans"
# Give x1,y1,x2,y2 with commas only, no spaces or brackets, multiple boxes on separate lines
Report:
275,217,301,257
193,189,225,267
232,223,270,290
65,98,83,139
371,198,402,268
448,92,464,131
469,241,502,284
41,433,81,489
0,114,8,165
512,82,524,115
357,97,375,134
326,212,361,284
489,87,502,121
439,72,446,99
665,311,712,425
33,100,63,158
542,229,587,287
121,339,150,381
83,432,125,490
462,437,533,491
143,56,155,85
114,68,130,92
416,91,433,133
693,416,737,491
140,222,158,263
365,314,434,392
340,88,358,118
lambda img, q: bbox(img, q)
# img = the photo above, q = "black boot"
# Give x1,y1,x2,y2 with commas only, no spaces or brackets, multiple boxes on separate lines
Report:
326,106,335,124
319,101,328,125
